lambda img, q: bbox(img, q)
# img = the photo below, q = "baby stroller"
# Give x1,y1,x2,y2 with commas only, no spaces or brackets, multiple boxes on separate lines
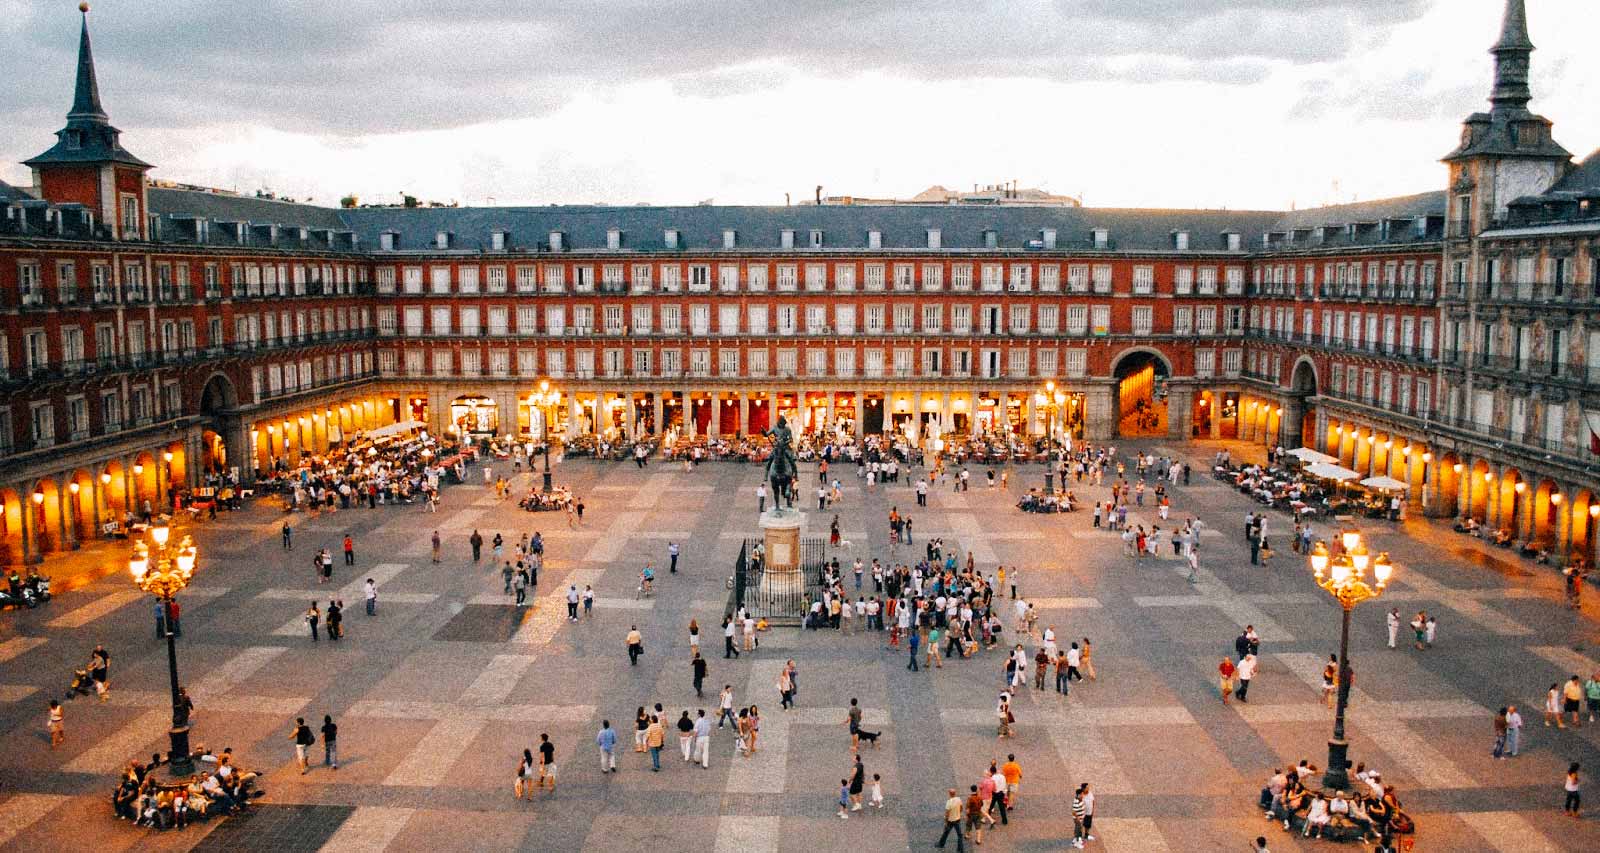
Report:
66,667,95,700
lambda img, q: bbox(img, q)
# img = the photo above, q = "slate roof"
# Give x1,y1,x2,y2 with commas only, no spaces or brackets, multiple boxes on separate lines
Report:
147,188,347,230
0,181,35,203
63,187,1453,254
1269,191,1445,231
1547,149,1600,196
334,203,1283,253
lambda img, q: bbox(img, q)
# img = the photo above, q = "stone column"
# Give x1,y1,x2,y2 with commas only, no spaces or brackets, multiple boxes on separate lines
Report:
90,469,103,534
19,489,39,564
1083,385,1115,441
58,483,77,550
1167,385,1194,441
626,393,638,439
714,393,724,437
653,393,665,437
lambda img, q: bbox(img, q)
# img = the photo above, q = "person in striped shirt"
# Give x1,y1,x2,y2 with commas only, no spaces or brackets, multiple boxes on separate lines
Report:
1071,783,1092,848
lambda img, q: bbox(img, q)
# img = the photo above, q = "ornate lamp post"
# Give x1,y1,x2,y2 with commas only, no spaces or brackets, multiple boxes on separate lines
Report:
1307,530,1393,791
129,524,198,777
1036,380,1063,492
531,380,562,492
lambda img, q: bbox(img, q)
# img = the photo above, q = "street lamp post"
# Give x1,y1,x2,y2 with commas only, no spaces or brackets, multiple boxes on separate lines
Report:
1307,531,1393,791
128,524,198,777
1037,380,1063,493
532,380,561,492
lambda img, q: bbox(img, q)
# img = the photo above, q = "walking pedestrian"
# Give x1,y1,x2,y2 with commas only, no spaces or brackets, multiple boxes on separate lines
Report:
48,699,64,748
431,530,441,564
778,667,795,709
645,714,664,771
290,717,314,774
320,714,338,769
1565,762,1582,817
583,585,594,617
567,585,580,621
281,522,292,550
691,652,707,698
723,616,740,659
1081,637,1096,680
626,626,644,666
1236,653,1257,702
1493,707,1509,759
470,530,484,562
305,602,320,641
343,535,354,566
718,686,736,729
364,578,377,615
538,733,557,790
1386,607,1400,649
1071,783,1091,848
668,541,679,574
88,645,110,701
1507,704,1523,756
907,629,921,672
1219,657,1236,704
516,749,536,798
936,788,966,851
596,720,618,773
326,600,342,641
693,709,711,768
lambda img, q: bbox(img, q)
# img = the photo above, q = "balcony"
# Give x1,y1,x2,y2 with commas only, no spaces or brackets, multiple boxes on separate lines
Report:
1472,353,1596,387
1472,281,1597,307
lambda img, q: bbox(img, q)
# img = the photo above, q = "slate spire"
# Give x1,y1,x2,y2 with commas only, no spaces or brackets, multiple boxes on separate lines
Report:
1489,0,1533,113
68,3,108,122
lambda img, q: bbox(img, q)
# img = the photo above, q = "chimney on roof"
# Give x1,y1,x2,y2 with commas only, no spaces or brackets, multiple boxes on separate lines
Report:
815,185,822,206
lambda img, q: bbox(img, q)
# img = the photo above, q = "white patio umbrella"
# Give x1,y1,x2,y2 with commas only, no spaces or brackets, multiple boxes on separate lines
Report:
1305,462,1361,482
1360,475,1410,491
1286,447,1339,465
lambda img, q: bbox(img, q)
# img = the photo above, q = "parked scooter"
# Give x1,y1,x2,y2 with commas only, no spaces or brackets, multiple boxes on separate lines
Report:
1,570,51,609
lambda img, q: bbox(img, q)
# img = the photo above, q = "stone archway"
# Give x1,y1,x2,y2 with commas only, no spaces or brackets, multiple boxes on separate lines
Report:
199,372,244,478
1111,348,1172,438
1285,358,1318,449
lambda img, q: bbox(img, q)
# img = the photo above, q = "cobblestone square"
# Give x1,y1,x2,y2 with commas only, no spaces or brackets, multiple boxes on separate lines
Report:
4,443,1600,851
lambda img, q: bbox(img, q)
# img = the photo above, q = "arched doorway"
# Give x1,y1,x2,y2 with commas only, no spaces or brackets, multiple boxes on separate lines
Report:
1571,490,1596,567
199,373,241,476
66,470,95,545
1531,480,1560,546
1467,460,1490,522
1436,453,1461,517
0,488,22,564
29,479,62,553
1287,359,1317,448
1112,349,1170,437
1499,468,1525,538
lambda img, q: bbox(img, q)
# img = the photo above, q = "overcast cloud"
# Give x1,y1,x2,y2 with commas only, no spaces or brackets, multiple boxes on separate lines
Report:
1,0,1594,209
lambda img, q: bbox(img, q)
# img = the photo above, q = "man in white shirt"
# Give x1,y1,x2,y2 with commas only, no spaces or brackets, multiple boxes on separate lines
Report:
692,710,711,768
1236,653,1258,702
1385,608,1400,649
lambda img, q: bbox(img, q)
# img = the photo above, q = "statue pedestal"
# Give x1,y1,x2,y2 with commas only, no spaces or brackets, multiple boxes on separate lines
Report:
757,510,805,599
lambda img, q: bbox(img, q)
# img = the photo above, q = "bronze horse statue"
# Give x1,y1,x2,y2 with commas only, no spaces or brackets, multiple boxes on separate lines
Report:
765,415,798,510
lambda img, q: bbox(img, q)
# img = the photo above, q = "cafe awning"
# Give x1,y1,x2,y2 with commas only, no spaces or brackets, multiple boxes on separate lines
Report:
365,419,426,439
1286,447,1339,465
1305,462,1361,482
1360,475,1410,491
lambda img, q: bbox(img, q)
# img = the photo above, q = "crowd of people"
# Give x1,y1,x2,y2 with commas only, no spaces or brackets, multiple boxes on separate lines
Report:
258,429,476,513
111,747,262,830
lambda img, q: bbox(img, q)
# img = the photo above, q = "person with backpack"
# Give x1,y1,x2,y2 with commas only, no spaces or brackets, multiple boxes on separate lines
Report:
290,717,315,774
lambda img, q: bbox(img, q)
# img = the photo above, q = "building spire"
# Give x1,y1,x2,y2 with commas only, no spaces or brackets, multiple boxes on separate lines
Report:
1489,0,1533,112
68,3,107,121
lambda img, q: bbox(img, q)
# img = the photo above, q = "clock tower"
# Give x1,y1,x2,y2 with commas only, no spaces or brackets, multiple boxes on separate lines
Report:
23,4,152,241
1441,0,1571,242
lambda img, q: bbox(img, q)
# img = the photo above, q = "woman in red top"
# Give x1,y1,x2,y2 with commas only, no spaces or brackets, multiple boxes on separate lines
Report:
1219,658,1237,704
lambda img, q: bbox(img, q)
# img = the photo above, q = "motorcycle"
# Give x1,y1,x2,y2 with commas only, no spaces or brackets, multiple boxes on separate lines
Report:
2,572,51,609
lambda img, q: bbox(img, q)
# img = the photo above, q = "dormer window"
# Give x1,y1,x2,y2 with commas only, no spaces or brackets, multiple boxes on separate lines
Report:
380,232,397,251
983,229,998,250
664,229,680,250
926,228,941,250
548,230,563,252
607,229,621,250
781,229,795,250
809,229,823,249
491,230,507,251
723,229,737,249
1224,232,1241,252
868,229,882,250
435,231,451,249
1093,228,1109,250
64,130,82,150
1346,224,1358,241
299,227,310,241
1174,231,1190,251
1041,229,1057,250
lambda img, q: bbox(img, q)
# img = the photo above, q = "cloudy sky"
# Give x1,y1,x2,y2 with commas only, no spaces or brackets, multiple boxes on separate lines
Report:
2,0,1595,210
